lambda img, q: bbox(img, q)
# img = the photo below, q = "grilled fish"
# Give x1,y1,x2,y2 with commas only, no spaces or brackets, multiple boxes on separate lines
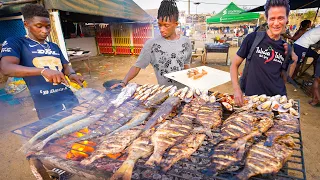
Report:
264,113,299,146
143,96,181,131
145,117,193,166
20,112,89,152
88,90,114,111
210,139,252,173
33,114,104,151
236,136,295,180
212,111,273,145
145,92,169,107
81,127,142,166
161,134,206,172
108,108,151,136
111,129,155,180
74,88,101,102
196,102,222,137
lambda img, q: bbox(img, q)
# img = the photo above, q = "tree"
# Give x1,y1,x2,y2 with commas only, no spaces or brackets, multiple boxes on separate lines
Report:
303,10,316,20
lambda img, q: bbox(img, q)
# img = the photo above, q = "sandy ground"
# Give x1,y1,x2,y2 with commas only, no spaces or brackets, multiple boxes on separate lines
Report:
0,41,319,180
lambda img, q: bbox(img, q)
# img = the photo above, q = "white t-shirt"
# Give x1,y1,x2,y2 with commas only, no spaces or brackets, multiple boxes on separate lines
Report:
295,26,320,48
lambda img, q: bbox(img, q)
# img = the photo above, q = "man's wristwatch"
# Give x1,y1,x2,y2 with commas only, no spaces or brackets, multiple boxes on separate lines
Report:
120,81,127,86
68,72,76,77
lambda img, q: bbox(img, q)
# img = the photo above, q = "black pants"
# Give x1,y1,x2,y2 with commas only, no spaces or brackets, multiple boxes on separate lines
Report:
36,98,79,119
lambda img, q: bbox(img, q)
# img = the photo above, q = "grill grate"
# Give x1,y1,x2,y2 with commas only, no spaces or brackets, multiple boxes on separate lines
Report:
13,100,306,180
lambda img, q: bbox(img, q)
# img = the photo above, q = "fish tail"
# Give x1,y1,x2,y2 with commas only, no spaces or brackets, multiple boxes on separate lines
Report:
160,157,175,172
33,140,48,151
210,136,222,145
19,142,31,153
145,153,162,166
111,160,135,180
235,169,252,180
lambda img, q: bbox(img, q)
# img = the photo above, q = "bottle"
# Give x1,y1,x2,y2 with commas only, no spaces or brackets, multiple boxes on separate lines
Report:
300,52,306,63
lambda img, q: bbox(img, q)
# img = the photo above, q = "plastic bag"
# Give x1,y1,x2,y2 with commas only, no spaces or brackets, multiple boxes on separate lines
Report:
4,77,27,94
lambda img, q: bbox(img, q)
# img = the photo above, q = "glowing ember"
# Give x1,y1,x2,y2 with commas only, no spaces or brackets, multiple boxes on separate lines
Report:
66,128,95,160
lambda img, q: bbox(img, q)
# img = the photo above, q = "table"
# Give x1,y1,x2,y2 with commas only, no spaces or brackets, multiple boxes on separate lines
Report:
68,50,91,77
204,44,230,65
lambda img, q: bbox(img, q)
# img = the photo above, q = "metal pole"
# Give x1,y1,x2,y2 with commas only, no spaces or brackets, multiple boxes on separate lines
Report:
313,6,319,26
188,0,190,15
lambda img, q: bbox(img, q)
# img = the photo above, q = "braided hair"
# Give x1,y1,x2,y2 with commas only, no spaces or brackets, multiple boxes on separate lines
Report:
157,0,179,22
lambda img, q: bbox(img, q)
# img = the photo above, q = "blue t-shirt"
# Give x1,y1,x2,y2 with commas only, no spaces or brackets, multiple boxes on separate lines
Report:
1,36,76,109
237,32,289,96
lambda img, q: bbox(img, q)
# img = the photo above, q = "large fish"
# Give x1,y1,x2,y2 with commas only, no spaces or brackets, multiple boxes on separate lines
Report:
33,114,104,151
236,136,295,180
161,134,206,172
264,113,299,147
111,129,155,180
20,112,89,152
143,96,181,131
108,108,151,136
145,117,193,166
211,111,273,145
80,127,143,166
196,102,222,137
74,88,101,102
88,90,114,111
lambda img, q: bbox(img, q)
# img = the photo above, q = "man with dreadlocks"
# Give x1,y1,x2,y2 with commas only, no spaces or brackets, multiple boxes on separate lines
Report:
112,0,191,89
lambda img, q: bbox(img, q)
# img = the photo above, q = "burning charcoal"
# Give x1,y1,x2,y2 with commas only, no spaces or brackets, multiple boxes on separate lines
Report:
153,173,162,179
199,158,210,165
191,177,202,180
161,175,172,180
226,165,241,172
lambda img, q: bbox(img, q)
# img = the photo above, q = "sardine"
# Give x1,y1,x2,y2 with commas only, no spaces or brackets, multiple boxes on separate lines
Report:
33,114,104,151
111,129,155,180
81,127,143,166
20,112,89,152
161,134,206,172
168,86,177,96
145,92,169,107
162,85,173,93
143,96,181,131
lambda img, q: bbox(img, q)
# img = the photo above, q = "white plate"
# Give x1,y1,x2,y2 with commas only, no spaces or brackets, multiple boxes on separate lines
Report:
164,66,231,91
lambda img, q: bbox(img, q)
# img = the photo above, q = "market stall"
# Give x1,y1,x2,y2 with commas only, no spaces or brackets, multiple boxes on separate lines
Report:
13,84,306,180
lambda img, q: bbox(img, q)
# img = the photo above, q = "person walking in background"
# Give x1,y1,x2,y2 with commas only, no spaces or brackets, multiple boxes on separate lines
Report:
289,20,311,41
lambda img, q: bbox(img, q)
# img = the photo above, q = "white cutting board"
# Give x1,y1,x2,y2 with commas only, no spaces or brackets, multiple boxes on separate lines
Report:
164,66,231,90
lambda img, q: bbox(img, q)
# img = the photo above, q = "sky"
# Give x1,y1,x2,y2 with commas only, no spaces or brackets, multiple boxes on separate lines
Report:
133,0,267,14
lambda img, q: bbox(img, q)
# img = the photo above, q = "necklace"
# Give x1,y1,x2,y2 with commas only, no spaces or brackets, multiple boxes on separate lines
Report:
26,35,51,50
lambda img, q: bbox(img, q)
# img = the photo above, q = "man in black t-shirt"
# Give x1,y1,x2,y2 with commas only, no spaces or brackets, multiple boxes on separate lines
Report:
230,0,298,106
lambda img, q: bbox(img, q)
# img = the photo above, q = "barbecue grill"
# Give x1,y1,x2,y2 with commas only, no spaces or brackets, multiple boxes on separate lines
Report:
12,99,306,180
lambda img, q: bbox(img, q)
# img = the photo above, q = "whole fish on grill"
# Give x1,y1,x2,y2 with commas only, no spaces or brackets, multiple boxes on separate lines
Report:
231,117,273,151
88,90,115,112
211,111,273,145
210,139,252,174
145,92,169,107
145,117,193,166
264,113,299,147
33,114,105,151
74,88,101,102
81,127,143,166
111,128,155,180
143,96,181,131
161,134,206,172
20,112,89,152
196,102,222,137
108,108,152,136
236,136,295,180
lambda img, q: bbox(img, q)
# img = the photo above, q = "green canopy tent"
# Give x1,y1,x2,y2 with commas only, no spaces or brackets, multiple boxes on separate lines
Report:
206,2,260,24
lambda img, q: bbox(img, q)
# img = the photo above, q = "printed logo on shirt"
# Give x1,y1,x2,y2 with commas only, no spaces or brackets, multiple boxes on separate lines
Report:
29,44,38,48
32,56,63,72
31,49,60,56
255,46,284,64
1,41,12,53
